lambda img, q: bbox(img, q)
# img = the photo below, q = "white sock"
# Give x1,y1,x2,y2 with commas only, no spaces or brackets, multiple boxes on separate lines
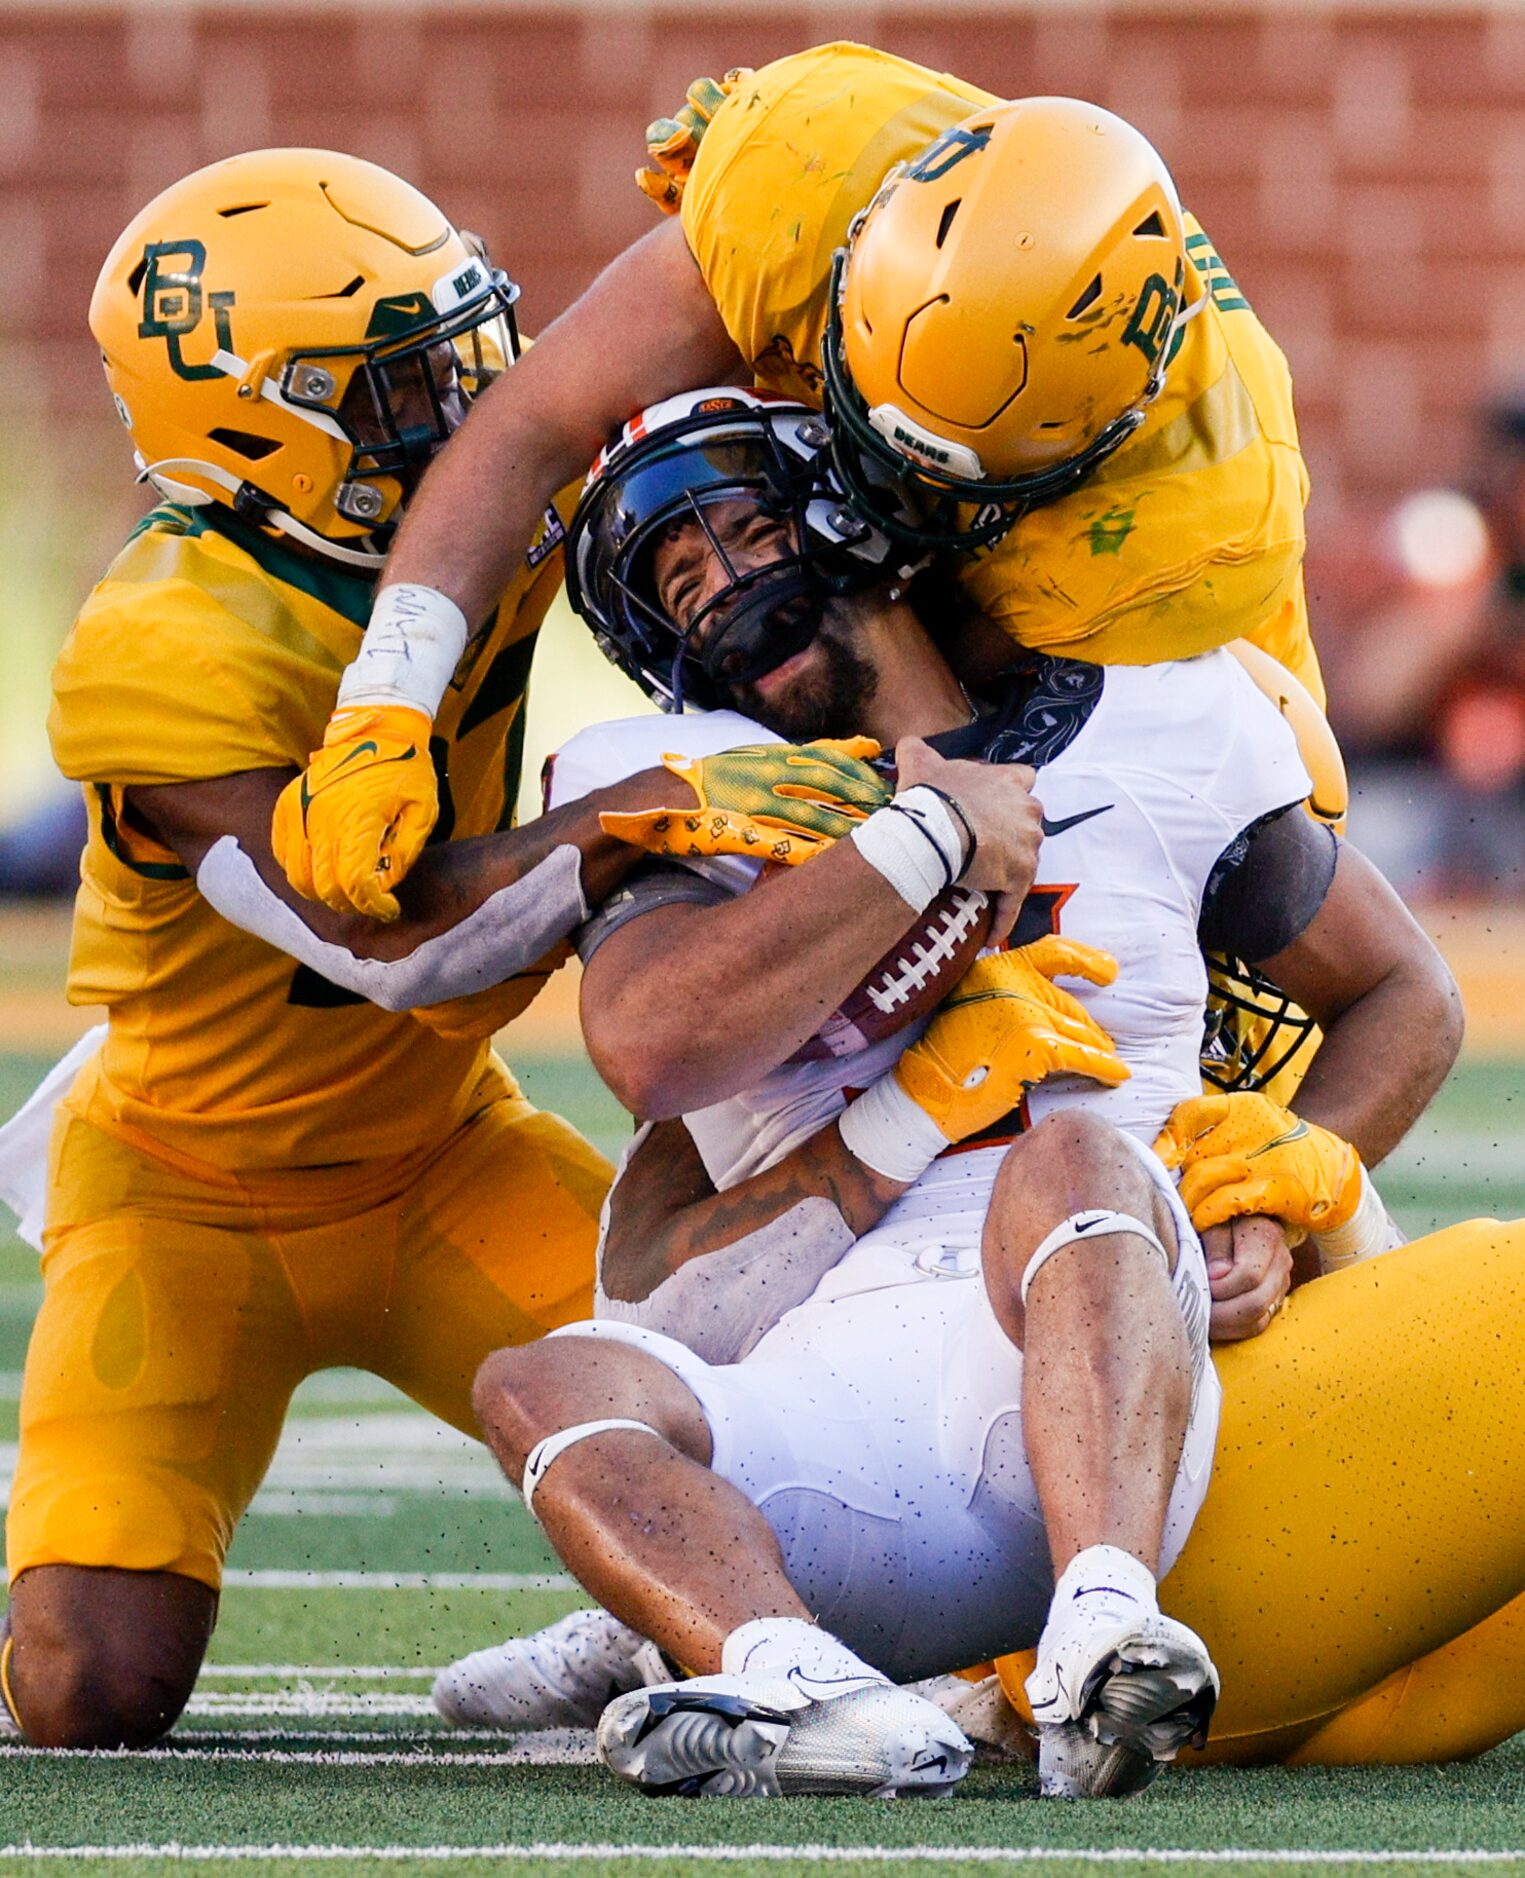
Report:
721,1616,885,1686
1051,1544,1160,1624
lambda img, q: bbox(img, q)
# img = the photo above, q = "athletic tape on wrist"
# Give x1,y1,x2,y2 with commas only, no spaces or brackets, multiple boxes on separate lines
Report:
336,583,469,720
1020,1210,1170,1307
838,1073,947,1184
521,1417,662,1522
1311,1166,1400,1270
849,785,964,911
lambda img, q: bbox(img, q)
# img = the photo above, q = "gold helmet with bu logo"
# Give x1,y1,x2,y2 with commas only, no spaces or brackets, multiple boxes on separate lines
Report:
90,149,520,568
822,97,1203,552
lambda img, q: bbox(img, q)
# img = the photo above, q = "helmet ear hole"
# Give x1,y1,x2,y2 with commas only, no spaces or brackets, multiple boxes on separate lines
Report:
208,427,281,461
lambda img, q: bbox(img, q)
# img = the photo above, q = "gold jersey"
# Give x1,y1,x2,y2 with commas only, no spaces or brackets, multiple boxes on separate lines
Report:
681,43,1321,701
47,495,572,1176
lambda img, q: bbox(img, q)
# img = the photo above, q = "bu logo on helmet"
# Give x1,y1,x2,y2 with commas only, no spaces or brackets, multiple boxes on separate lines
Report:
136,240,237,381
1122,269,1181,369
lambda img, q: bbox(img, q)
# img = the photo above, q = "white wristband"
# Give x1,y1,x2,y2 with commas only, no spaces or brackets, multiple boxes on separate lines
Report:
849,786,966,912
1310,1165,1405,1271
336,583,470,720
838,1072,947,1184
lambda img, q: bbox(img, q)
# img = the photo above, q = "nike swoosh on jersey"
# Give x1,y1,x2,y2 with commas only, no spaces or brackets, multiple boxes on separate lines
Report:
1040,804,1114,838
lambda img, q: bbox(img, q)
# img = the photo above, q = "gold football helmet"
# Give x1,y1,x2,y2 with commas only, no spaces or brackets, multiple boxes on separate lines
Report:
90,148,520,568
822,97,1204,551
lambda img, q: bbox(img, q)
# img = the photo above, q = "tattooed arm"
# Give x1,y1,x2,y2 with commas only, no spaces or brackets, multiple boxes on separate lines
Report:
596,1116,906,1365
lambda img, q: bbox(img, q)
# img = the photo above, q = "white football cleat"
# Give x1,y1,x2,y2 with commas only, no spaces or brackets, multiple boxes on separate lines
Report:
1026,1599,1219,1799
596,1668,973,1798
433,1607,666,1730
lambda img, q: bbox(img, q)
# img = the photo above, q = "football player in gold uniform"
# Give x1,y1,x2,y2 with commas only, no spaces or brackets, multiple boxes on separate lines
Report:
0,151,887,1749
269,42,1321,923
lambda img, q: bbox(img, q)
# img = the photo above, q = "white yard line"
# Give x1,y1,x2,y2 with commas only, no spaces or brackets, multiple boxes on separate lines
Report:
186,1694,442,1717
171,1728,515,1743
220,1570,571,1590
198,1666,438,1679
3,1846,1525,1867
2,1568,572,1590
0,1732,596,1767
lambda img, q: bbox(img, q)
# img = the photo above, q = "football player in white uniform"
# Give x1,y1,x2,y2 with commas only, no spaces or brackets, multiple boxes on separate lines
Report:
448,393,1462,1800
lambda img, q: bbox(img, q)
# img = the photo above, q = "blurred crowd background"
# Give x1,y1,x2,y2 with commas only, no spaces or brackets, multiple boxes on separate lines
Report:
4,0,1525,903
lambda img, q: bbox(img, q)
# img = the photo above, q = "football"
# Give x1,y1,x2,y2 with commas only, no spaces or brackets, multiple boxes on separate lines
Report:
764,871,993,1062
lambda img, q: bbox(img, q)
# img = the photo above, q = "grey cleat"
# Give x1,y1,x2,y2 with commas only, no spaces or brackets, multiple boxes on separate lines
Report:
596,1669,973,1799
1028,1609,1219,1799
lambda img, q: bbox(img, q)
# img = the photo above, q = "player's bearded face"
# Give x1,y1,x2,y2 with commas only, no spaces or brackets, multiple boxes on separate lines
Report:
650,501,879,738
725,608,878,742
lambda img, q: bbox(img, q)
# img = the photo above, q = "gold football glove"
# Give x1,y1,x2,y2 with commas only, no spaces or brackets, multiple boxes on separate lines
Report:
634,71,747,213
895,938,1129,1143
272,704,437,922
1153,1091,1362,1235
599,738,889,866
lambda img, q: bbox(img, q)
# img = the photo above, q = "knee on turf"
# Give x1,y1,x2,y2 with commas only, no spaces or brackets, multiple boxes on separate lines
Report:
8,1620,197,1749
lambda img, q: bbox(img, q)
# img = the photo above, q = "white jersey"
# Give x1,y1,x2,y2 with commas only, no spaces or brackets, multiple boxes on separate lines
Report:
549,649,1310,1224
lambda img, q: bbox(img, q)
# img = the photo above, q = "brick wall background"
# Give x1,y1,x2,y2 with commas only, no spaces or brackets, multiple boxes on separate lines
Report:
3,3,1524,575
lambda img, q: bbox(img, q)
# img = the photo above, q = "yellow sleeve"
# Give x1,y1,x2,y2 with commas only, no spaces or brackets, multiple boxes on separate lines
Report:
681,44,995,395
49,580,324,785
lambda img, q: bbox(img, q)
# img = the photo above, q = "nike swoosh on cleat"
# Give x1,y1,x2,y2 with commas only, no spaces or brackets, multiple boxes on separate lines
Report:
784,1665,882,1700
1040,804,1114,838
1073,1585,1139,1601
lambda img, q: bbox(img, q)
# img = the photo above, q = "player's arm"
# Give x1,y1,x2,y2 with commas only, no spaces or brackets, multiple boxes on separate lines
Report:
274,224,746,917
580,744,1045,1117
1160,817,1461,1292
599,1116,905,1360
1255,839,1462,1162
384,221,743,628
601,943,1127,1362
124,763,691,1007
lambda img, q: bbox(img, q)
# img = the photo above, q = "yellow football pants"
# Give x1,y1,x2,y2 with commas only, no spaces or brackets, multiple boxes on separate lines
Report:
996,1216,1525,1763
7,1088,610,1591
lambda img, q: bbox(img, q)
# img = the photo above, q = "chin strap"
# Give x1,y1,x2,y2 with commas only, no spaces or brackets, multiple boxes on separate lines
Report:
136,454,387,572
